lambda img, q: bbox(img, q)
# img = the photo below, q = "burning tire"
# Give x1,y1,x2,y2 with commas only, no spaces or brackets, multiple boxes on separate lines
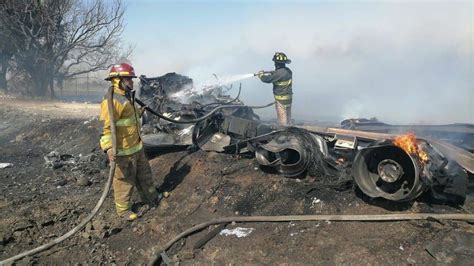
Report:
352,144,427,201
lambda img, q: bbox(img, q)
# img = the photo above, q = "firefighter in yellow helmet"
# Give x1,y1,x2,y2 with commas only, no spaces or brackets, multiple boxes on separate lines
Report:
99,63,160,221
256,52,293,126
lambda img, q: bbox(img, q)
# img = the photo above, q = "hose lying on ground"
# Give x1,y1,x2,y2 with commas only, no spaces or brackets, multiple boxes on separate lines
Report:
0,89,273,264
150,213,474,265
0,87,118,265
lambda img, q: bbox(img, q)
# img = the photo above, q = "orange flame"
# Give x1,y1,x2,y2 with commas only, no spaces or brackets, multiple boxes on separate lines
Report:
392,132,429,163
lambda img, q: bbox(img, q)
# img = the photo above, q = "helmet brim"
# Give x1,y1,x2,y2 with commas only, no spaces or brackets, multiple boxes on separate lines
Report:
272,59,291,64
105,75,137,81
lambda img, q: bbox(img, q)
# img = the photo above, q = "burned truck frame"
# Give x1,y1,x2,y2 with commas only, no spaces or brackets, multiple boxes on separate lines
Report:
137,73,474,205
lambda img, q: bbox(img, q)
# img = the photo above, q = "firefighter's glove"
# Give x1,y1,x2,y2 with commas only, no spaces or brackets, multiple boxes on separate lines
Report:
255,70,265,78
107,149,116,162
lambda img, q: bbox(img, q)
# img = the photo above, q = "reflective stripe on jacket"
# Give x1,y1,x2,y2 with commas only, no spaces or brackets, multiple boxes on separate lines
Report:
99,87,142,156
274,94,292,101
259,66,293,97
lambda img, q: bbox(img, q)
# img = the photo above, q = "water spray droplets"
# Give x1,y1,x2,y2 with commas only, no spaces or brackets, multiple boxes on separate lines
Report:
169,73,254,103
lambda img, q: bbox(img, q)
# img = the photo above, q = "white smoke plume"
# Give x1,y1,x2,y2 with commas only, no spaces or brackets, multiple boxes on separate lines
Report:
130,1,473,124
168,73,254,103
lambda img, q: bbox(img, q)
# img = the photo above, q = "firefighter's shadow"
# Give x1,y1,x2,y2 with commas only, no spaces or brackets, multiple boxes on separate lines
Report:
155,151,194,193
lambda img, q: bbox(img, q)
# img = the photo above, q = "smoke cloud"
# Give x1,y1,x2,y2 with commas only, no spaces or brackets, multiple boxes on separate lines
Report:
128,1,473,124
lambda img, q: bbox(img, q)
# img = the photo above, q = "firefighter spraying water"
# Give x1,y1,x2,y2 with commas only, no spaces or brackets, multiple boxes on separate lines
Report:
255,52,293,126
169,51,294,127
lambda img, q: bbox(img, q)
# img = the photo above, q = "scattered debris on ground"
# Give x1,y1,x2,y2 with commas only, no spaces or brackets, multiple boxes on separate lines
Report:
0,98,473,264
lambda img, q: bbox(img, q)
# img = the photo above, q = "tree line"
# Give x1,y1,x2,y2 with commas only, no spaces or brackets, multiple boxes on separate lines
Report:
0,0,130,98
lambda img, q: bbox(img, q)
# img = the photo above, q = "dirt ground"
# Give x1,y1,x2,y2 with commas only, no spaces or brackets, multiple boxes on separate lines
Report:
1,97,473,265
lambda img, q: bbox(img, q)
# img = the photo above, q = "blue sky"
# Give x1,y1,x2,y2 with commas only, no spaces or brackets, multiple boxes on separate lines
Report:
122,0,473,124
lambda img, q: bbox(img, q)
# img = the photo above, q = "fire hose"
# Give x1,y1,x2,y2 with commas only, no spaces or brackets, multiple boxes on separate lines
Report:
0,171,113,265
2,90,473,264
150,213,474,265
134,98,274,124
0,87,118,265
0,90,274,264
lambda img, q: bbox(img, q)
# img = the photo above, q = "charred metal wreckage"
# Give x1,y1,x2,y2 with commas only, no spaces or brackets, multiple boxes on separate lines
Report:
137,73,474,205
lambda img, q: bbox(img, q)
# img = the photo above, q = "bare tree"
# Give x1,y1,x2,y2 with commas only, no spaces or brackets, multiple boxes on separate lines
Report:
0,36,14,93
0,0,128,98
0,5,18,93
54,0,131,93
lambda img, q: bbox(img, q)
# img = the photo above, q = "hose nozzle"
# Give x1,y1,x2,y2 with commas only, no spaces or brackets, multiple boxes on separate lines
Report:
254,71,271,77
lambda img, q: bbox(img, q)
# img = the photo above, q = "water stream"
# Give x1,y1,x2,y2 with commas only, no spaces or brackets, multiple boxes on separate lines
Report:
169,73,255,101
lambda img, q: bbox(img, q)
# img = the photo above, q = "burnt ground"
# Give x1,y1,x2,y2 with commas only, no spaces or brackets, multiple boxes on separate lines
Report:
0,99,473,265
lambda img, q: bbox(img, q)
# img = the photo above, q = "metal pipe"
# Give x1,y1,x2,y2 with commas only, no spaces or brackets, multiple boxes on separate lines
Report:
150,213,474,265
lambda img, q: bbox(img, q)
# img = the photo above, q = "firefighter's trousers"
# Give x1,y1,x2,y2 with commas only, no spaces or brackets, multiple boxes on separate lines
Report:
275,99,292,126
113,148,158,215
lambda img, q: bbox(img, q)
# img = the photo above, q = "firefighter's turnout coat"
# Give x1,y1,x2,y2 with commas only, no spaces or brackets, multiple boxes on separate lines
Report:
259,66,293,126
259,66,293,105
99,87,142,155
99,87,158,215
